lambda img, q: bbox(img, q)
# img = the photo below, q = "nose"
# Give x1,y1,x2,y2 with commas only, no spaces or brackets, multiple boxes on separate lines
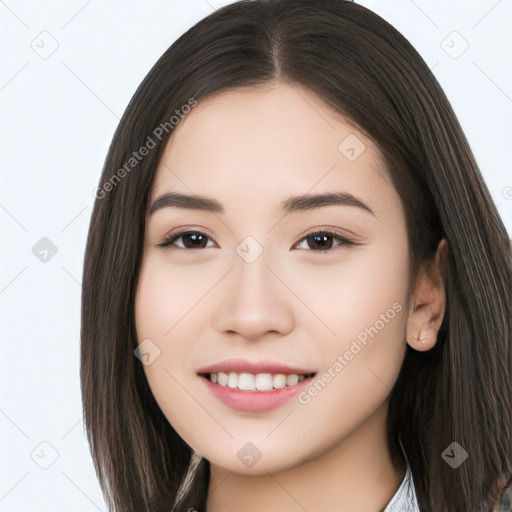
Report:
212,250,295,341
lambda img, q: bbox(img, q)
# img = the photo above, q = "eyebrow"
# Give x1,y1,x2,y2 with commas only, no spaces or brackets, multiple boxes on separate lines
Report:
149,191,377,219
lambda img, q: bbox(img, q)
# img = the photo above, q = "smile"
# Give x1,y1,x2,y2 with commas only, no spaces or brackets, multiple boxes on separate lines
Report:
199,371,317,413
204,371,314,391
197,359,317,412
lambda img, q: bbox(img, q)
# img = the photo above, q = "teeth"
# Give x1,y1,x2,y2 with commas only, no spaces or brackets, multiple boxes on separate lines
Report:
255,373,273,391
286,374,299,386
208,371,309,391
217,371,228,386
238,373,255,391
227,372,238,388
273,374,287,389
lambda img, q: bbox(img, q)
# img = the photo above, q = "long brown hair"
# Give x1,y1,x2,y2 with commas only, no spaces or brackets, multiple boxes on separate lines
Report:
80,1,512,510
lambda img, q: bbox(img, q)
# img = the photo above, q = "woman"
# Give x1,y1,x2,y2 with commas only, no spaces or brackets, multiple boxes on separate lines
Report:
81,1,512,510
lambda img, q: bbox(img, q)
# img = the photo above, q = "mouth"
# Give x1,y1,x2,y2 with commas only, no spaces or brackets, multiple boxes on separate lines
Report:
199,371,317,391
197,360,318,412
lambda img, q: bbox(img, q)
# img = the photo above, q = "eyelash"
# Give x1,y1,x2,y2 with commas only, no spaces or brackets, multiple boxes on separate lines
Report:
157,229,357,254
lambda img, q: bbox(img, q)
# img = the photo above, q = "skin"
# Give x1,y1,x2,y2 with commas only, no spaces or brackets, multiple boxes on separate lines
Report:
135,83,447,511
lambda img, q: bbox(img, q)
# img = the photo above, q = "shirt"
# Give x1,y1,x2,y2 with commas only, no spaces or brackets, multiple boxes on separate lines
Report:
382,463,420,512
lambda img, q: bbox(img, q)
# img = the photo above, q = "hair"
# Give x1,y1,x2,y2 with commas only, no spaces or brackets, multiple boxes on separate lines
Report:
80,1,512,510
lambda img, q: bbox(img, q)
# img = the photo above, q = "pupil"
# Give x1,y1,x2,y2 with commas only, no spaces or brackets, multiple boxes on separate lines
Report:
310,233,332,250
184,233,207,249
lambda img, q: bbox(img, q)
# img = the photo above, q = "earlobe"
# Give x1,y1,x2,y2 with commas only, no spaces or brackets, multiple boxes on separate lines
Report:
405,304,437,350
405,239,448,351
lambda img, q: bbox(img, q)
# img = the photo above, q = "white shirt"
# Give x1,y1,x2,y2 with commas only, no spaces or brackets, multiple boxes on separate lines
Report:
382,464,420,512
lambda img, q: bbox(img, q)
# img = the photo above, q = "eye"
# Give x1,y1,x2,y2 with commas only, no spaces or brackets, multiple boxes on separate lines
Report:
158,230,216,250
293,231,356,253
158,229,357,253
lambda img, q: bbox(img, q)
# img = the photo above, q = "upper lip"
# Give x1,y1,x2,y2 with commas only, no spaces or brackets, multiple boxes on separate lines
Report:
197,358,316,375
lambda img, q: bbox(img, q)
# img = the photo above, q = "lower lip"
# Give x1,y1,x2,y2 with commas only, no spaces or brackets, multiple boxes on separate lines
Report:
200,375,315,412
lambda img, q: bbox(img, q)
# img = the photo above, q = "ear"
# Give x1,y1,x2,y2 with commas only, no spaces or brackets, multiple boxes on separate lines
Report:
405,238,448,351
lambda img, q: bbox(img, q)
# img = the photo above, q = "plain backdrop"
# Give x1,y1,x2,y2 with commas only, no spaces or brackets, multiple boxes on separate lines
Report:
1,1,511,510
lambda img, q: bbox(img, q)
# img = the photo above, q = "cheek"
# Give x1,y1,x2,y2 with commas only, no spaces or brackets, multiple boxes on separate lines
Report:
291,244,409,438
134,252,222,385
342,239,410,337
136,257,180,338
134,257,207,437
135,255,213,343
134,258,193,392
292,231,410,404
287,235,410,348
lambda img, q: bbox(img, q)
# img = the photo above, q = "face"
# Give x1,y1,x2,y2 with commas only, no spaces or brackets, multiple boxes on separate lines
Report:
135,83,411,475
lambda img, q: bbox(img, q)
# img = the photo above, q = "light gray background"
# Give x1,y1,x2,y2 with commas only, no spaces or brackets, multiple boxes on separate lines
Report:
1,1,511,510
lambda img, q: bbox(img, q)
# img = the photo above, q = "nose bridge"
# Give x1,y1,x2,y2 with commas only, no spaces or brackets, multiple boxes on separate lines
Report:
235,238,274,298
232,236,278,316
213,235,294,340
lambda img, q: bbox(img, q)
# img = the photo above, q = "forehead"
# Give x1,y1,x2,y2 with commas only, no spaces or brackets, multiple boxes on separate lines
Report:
151,83,395,218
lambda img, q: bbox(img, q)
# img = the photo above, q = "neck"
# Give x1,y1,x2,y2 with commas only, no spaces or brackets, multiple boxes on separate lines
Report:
206,403,405,511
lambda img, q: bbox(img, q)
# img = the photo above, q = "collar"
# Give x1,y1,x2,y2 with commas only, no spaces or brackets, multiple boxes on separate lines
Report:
382,464,419,512
382,439,419,512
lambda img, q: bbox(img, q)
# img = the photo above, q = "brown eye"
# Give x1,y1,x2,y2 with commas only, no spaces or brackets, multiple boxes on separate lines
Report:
294,231,355,252
159,231,215,249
